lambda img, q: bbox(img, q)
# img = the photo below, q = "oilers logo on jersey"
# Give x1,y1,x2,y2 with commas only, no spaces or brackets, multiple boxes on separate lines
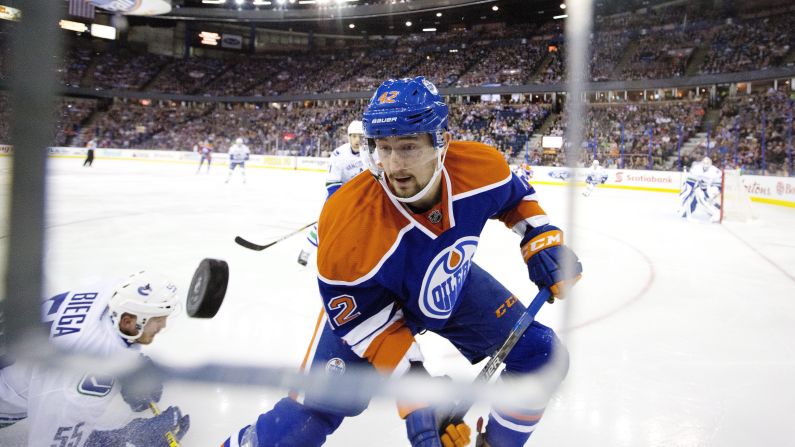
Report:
325,358,346,375
418,237,478,319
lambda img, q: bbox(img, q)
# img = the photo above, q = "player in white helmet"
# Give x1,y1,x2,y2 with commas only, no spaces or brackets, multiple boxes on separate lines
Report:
512,161,534,185
0,271,189,446
226,137,251,184
582,159,608,197
678,156,722,222
297,120,367,266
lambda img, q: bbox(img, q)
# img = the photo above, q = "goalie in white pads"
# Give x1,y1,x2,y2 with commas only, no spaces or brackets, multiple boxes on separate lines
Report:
297,120,367,266
678,157,722,222
582,160,608,197
0,271,189,446
226,138,251,184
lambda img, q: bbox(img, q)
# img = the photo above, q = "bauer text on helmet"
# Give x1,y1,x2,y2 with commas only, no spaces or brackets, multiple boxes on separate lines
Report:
362,77,450,207
109,271,179,343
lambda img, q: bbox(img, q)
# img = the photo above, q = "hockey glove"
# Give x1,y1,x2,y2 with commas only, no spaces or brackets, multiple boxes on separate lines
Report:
119,355,164,412
521,224,582,299
85,405,189,447
406,407,471,447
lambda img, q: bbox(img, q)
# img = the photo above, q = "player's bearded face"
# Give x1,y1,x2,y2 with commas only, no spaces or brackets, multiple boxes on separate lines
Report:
375,134,438,198
136,316,168,345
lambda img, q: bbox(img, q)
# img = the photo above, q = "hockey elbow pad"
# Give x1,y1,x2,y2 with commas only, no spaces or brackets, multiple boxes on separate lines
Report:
520,225,582,299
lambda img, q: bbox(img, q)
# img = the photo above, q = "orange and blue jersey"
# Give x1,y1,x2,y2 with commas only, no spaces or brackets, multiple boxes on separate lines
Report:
316,141,550,374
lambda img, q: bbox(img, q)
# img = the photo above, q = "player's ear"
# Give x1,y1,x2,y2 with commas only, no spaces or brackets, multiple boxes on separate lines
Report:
118,313,138,334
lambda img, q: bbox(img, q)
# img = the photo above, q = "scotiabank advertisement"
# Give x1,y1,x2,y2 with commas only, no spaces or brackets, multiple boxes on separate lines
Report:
524,165,795,207
529,166,682,192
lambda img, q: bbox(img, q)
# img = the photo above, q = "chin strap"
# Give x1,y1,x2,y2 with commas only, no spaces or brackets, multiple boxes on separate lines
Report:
380,149,446,205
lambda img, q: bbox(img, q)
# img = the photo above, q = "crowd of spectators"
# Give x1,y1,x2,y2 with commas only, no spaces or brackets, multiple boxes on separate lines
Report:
1,6,791,95
83,99,215,148
59,47,93,88
454,40,546,87
199,56,281,97
1,1,793,176
589,31,630,82
88,49,171,91
449,100,552,158
618,26,704,80
147,56,229,95
700,13,794,75
541,99,707,170
691,89,794,175
2,90,791,177
54,99,97,146
0,94,96,147
65,98,550,158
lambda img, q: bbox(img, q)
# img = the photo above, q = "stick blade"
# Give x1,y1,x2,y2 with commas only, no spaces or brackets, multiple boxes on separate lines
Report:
234,236,267,251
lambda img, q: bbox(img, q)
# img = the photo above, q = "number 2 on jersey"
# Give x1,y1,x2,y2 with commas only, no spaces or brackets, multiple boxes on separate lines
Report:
328,295,361,327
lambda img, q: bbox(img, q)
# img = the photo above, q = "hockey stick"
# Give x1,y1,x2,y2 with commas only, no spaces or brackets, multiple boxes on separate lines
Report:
442,287,552,426
149,402,180,447
234,221,318,251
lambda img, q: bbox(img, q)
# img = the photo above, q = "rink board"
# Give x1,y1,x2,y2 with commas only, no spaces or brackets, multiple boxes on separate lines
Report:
2,146,794,207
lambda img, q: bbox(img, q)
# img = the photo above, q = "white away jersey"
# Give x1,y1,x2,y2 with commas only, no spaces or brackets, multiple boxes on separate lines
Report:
326,143,366,192
229,143,251,162
0,283,138,446
586,165,608,185
686,162,722,188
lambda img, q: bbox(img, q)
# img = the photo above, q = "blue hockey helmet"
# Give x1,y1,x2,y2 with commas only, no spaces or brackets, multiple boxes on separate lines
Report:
362,76,449,153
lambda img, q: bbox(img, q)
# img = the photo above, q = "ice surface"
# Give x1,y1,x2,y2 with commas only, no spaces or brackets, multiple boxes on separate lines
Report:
1,156,794,446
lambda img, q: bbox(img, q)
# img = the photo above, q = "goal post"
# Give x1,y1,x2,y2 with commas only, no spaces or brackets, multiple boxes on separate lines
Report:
720,169,754,223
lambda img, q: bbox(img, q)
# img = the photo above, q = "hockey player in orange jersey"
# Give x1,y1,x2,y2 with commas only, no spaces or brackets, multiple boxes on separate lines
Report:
223,77,582,447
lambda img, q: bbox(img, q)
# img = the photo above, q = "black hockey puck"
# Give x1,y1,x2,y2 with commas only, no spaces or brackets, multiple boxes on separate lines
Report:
186,258,229,318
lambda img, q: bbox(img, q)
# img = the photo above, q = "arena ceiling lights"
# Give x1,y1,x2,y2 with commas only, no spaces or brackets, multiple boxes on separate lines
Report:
163,0,562,36
203,0,357,4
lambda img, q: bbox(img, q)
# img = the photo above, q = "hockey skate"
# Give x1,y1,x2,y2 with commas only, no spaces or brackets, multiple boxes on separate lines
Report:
297,250,310,266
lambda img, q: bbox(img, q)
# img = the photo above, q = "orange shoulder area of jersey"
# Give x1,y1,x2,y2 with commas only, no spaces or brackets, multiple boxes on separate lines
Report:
445,141,512,195
317,174,410,283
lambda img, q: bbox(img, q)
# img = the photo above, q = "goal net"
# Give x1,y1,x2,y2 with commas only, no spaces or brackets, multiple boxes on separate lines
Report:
720,169,755,222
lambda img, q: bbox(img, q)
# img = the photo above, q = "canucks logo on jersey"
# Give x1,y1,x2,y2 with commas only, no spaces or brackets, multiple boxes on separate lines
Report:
77,374,115,397
418,237,478,319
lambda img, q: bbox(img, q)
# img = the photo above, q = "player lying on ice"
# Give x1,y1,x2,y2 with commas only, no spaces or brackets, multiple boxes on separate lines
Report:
223,76,582,447
0,271,189,446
